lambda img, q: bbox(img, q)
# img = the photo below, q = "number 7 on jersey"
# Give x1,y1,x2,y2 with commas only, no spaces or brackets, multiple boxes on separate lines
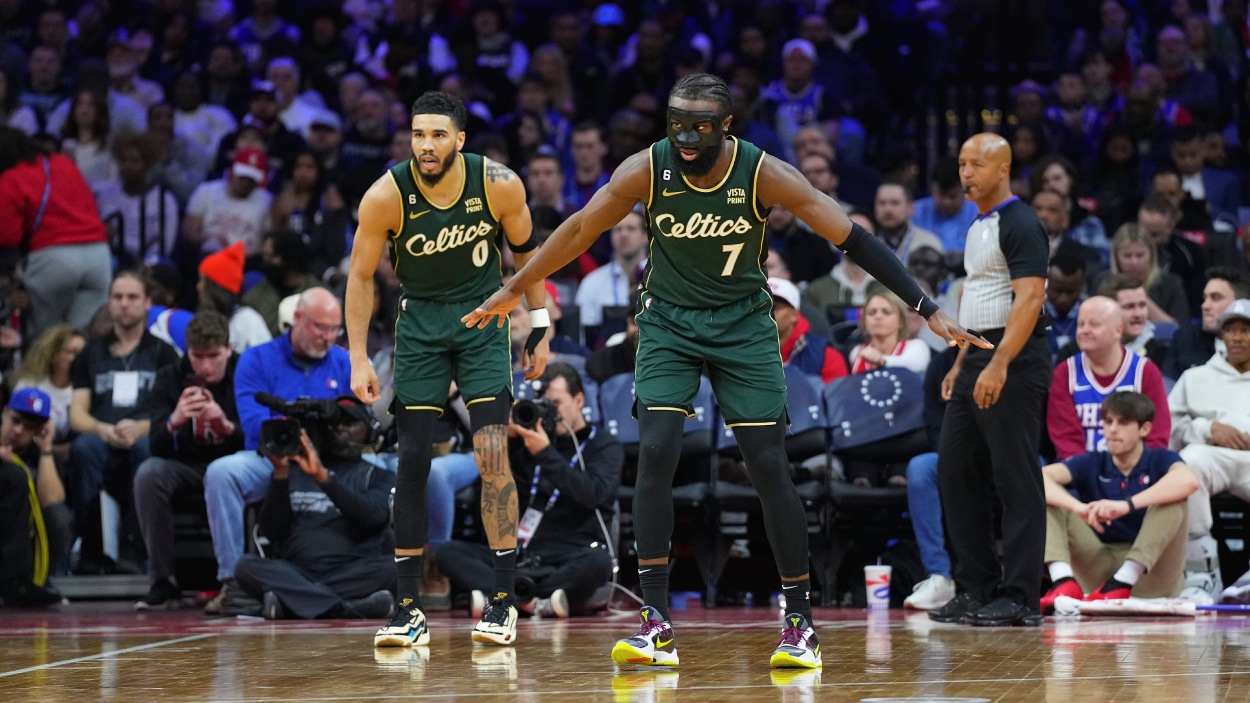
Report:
721,242,744,276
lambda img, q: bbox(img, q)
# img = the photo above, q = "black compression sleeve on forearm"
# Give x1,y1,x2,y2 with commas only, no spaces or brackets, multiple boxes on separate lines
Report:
839,223,940,318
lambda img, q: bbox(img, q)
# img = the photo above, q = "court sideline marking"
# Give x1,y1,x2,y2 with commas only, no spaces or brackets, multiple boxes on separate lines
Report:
0,633,216,679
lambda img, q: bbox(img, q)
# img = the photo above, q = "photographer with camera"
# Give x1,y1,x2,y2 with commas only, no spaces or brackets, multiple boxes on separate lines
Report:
433,363,623,618
230,397,396,620
133,312,243,610
201,288,352,614
0,388,70,606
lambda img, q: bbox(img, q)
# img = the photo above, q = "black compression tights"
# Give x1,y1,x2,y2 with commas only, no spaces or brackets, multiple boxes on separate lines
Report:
394,407,438,551
632,409,810,579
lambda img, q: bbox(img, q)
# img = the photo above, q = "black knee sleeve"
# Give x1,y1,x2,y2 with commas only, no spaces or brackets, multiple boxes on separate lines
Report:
633,408,687,561
394,407,439,550
734,419,810,579
467,393,512,433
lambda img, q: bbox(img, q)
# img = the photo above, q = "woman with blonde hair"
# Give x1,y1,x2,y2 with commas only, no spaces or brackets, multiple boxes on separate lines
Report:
11,325,87,445
529,43,577,120
1105,223,1189,324
848,292,931,375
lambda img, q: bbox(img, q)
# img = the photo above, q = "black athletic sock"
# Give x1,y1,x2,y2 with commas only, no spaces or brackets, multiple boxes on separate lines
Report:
639,563,671,622
396,555,422,610
492,549,516,601
1099,576,1134,593
782,577,814,624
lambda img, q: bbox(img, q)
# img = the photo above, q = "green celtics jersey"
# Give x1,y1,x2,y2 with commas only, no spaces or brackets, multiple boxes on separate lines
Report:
387,153,503,302
643,137,769,308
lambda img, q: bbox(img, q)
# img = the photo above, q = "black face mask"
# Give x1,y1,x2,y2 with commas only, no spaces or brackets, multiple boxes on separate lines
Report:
666,107,727,177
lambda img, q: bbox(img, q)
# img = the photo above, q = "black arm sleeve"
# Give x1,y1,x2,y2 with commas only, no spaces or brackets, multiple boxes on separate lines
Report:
321,465,396,531
839,223,940,318
257,475,292,545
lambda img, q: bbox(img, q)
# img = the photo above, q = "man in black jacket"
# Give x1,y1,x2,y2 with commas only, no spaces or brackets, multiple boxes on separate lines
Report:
434,363,623,617
134,311,243,609
232,396,396,620
1163,268,1250,380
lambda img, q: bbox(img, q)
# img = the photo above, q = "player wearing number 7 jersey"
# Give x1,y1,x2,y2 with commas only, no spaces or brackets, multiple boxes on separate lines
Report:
345,92,550,652
463,74,990,669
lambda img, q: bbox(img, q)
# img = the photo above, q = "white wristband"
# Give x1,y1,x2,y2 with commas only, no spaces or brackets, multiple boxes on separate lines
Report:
529,307,551,328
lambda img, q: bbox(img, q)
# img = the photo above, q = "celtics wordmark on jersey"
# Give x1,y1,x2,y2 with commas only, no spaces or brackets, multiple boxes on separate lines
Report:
644,137,769,309
387,153,504,302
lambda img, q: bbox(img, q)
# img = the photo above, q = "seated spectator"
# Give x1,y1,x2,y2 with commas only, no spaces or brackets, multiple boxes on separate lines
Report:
913,155,979,253
59,88,117,191
1100,224,1189,324
1169,299,1250,604
196,242,272,353
1030,154,1109,256
873,181,944,261
1098,274,1170,368
93,131,180,266
1047,296,1170,461
201,288,351,614
11,325,86,450
586,294,638,384
268,151,349,280
133,312,243,609
803,213,887,323
0,388,71,606
1040,391,1197,613
0,126,111,342
766,204,838,286
1045,252,1086,360
434,363,622,618
1032,189,1107,276
241,229,323,336
69,271,179,574
768,278,847,384
144,264,195,356
147,102,212,209
232,400,396,620
183,146,273,257
575,209,647,346
1164,268,1250,379
1168,126,1240,226
1137,194,1208,316
902,347,960,611
848,292,931,375
1150,169,1217,245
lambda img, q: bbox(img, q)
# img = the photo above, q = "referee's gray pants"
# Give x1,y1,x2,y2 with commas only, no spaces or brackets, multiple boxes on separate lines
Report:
937,331,1051,608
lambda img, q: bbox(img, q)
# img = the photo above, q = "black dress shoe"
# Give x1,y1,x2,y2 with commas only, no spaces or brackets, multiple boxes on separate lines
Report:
928,592,982,623
965,596,1043,627
0,580,65,607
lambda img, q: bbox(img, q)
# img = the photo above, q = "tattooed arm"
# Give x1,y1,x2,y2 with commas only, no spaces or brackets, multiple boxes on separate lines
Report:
474,424,519,550
484,158,549,379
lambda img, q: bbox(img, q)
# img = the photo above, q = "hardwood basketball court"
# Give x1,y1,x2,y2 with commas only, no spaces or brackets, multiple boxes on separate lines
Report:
2,601,1247,701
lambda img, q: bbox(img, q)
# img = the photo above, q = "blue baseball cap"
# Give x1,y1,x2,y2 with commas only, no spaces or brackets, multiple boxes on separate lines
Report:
8,387,51,420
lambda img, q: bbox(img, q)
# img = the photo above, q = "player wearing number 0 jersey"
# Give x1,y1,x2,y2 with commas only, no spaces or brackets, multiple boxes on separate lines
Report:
345,91,550,653
462,74,987,669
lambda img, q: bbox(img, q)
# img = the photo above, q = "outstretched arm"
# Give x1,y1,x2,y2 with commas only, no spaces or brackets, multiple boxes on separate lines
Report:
463,151,651,329
345,173,400,403
755,156,990,350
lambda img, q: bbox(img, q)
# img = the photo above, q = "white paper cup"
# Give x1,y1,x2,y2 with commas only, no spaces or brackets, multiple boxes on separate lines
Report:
864,565,892,609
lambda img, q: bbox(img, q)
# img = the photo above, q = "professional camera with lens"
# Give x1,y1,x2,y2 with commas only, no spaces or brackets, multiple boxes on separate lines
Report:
256,393,353,457
511,398,559,436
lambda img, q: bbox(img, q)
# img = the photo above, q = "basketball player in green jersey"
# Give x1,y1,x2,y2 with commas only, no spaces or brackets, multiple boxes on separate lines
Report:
346,92,550,650
465,74,990,669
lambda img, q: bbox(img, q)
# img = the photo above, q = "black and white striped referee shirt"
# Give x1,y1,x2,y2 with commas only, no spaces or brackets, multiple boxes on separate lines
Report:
959,197,1049,331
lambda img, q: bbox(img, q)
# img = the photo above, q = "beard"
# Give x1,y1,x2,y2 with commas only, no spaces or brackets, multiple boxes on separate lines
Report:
671,140,723,178
417,150,458,187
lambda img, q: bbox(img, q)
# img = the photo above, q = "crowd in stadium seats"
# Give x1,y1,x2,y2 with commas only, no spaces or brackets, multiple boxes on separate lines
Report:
2,0,1250,614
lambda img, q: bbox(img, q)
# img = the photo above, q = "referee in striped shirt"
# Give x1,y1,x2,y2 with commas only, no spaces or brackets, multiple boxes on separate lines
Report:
929,134,1051,627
